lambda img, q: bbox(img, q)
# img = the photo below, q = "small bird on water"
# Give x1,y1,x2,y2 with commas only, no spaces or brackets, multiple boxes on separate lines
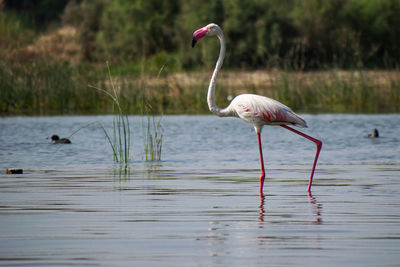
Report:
367,128,379,138
50,135,71,144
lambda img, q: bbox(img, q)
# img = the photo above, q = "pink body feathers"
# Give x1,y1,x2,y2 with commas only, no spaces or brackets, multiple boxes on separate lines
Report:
228,94,307,132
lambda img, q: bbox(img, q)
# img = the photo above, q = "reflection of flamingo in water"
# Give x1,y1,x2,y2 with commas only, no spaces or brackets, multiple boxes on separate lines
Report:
192,23,322,196
309,194,323,224
258,194,323,224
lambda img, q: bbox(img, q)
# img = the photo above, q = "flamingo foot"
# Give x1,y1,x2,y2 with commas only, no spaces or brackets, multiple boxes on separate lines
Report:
259,172,265,196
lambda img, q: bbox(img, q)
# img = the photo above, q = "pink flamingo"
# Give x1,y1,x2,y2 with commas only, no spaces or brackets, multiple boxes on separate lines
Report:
192,23,322,195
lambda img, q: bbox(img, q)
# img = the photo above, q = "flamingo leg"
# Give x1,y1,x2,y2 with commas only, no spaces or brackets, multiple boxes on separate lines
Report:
257,132,266,196
280,125,322,192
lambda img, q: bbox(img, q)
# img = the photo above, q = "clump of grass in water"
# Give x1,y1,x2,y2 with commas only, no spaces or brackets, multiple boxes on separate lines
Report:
143,116,163,161
88,62,130,164
142,66,164,161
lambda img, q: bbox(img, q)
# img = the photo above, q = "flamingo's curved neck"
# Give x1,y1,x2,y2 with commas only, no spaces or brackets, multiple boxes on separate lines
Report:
207,29,232,117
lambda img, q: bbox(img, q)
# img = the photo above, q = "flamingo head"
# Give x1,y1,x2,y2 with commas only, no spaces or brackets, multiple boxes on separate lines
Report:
192,23,221,47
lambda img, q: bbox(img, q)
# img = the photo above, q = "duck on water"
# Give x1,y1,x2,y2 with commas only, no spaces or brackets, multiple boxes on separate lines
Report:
49,135,71,144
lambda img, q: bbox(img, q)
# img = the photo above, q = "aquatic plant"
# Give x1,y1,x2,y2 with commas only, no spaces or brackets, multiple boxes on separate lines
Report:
89,62,130,163
143,116,163,161
141,66,165,161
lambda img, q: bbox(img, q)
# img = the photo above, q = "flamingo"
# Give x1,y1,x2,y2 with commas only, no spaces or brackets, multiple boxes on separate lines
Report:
192,23,322,195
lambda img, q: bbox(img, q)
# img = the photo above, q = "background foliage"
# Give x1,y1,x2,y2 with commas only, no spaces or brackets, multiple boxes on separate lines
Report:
3,0,400,70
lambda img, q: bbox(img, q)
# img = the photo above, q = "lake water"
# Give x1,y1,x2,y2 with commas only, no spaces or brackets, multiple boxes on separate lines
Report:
0,114,399,266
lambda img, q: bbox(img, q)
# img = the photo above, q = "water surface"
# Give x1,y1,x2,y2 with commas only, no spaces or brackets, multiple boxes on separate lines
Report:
0,114,399,266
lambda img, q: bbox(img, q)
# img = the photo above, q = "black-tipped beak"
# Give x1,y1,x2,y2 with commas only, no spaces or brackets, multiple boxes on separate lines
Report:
192,37,197,47
192,26,208,47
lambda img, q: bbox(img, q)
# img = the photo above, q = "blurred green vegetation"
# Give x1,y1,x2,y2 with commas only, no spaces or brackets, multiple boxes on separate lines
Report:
3,0,400,70
1,0,400,115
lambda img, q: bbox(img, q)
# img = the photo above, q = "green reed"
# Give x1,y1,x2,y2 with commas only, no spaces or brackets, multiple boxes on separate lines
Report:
143,116,163,161
89,62,130,163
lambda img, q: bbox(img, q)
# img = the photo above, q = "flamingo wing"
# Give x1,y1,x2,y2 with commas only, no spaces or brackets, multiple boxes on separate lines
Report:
229,94,307,128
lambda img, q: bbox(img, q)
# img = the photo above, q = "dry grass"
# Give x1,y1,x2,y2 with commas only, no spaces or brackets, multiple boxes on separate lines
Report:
131,70,400,113
13,26,82,64
1,60,399,115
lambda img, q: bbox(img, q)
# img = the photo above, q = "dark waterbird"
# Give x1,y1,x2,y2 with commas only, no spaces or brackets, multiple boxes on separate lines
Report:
50,135,71,144
367,128,379,138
